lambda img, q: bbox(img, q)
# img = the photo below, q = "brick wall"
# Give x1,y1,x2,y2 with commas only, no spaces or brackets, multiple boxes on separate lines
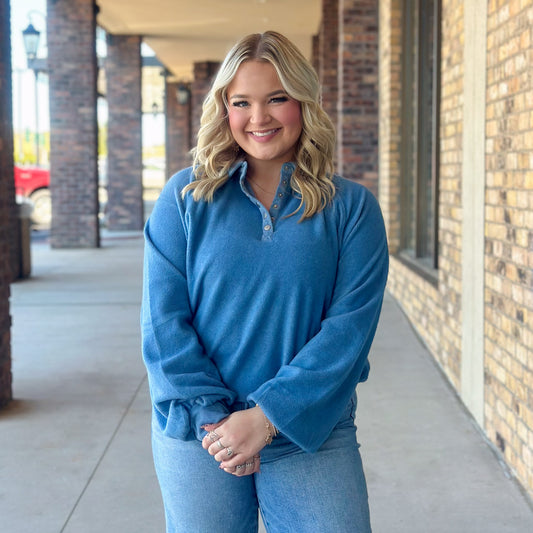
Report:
337,0,379,194
191,61,220,142
47,0,100,248
319,0,339,133
377,0,402,254
165,81,192,177
433,0,464,386
380,0,533,500
0,0,13,406
311,34,319,74
106,34,143,231
382,0,464,393
379,0,444,371
0,0,18,282
484,0,533,497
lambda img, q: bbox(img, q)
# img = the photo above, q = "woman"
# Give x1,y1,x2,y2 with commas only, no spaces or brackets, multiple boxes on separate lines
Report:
141,31,388,532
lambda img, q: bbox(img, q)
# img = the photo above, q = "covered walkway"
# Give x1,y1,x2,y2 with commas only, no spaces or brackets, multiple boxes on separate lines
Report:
1,233,532,532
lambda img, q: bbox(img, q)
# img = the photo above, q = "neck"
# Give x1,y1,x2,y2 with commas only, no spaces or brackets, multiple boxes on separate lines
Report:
246,159,285,187
248,176,277,194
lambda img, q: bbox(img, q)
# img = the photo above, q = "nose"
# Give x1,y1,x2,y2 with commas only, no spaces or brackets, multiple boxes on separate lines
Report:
249,104,271,125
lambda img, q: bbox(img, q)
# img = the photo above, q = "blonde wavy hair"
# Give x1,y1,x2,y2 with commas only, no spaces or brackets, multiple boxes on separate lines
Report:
183,31,337,219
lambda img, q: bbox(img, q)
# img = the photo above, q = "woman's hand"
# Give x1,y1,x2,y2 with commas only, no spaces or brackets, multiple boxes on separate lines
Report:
201,406,268,475
219,454,261,477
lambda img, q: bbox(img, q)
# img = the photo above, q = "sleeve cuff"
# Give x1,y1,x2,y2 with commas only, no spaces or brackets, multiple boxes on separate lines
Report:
190,400,231,441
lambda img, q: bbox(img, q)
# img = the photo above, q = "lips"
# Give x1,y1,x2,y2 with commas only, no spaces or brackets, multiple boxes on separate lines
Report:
249,128,281,138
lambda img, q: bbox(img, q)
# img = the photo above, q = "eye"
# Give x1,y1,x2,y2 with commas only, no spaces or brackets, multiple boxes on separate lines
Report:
269,96,289,104
231,100,249,108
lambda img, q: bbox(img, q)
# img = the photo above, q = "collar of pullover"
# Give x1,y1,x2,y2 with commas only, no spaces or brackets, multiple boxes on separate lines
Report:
228,159,297,191
228,159,297,241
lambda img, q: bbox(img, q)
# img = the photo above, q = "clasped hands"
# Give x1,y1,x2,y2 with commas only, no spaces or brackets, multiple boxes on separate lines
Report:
201,405,267,477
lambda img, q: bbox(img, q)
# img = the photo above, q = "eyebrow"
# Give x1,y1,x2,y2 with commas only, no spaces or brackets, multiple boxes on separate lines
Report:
228,90,288,100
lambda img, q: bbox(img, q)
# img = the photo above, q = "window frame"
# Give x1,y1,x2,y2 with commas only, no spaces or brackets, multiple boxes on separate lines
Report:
399,0,441,280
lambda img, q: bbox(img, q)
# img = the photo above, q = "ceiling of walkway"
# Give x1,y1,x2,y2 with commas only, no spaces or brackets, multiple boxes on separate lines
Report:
97,0,321,81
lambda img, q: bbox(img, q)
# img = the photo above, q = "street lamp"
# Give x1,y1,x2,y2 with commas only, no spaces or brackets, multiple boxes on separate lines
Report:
22,22,42,166
176,84,190,105
22,23,40,60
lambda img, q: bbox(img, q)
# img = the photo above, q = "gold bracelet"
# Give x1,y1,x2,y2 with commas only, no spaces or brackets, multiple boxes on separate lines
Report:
264,414,279,445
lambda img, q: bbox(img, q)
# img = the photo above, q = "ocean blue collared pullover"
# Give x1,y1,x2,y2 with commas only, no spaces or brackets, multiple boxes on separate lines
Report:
141,161,388,453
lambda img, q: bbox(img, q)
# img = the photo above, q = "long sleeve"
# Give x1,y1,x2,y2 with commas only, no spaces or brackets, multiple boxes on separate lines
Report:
142,163,388,452
248,185,389,452
141,173,236,441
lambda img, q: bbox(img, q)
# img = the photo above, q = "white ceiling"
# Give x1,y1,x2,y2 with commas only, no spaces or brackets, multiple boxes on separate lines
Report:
97,0,322,81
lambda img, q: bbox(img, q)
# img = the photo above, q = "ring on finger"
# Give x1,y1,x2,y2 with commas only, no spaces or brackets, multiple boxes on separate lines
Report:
216,440,225,450
208,431,220,442
236,464,246,470
226,447,233,457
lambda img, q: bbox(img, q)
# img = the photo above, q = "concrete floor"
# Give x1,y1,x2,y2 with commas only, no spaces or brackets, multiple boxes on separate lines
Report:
1,230,532,532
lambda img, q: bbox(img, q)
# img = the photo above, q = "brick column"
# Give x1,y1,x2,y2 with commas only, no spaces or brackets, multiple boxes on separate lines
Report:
319,0,339,133
1,0,18,281
47,0,99,247
312,34,320,73
106,34,143,230
0,0,13,406
165,81,192,177
192,61,220,139
338,0,379,194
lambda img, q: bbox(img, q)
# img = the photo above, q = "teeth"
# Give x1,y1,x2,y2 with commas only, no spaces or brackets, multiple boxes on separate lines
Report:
251,129,277,137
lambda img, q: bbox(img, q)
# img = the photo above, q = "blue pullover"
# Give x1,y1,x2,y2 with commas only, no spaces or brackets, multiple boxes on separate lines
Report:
141,161,388,453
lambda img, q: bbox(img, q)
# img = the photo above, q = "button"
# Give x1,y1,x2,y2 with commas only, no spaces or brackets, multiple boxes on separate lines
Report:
278,193,283,198
264,225,272,231
273,204,278,209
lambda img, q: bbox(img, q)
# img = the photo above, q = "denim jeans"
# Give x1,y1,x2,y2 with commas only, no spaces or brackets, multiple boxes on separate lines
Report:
151,397,371,533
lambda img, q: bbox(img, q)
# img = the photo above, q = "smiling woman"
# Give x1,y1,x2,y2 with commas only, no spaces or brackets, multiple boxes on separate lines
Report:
226,61,303,205
186,31,337,220
141,30,388,533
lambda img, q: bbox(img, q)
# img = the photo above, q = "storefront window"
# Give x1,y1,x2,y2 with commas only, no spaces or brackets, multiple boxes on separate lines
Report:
400,0,441,274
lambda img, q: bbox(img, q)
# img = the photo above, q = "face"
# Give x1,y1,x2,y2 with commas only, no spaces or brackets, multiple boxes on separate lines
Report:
226,60,303,167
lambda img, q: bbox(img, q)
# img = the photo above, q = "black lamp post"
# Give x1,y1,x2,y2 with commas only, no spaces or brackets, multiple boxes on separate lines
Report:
22,22,41,166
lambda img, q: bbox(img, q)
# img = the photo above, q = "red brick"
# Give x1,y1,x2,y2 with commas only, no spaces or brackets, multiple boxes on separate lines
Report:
47,0,100,248
0,0,13,406
166,81,192,176
106,34,144,230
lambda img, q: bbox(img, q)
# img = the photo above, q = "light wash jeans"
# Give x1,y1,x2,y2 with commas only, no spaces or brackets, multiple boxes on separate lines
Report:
151,397,371,533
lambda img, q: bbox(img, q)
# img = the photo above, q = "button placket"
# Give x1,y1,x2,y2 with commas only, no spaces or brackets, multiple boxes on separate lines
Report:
258,204,273,239
270,200,279,223
268,168,292,229
239,161,295,240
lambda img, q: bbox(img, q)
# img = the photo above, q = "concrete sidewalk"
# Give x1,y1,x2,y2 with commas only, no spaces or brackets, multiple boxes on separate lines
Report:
1,231,532,532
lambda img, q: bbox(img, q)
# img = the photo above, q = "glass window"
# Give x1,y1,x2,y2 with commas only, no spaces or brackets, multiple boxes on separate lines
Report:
400,0,441,274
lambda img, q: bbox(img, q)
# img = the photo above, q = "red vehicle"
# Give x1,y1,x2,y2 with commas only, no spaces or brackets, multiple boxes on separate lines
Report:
14,165,51,227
